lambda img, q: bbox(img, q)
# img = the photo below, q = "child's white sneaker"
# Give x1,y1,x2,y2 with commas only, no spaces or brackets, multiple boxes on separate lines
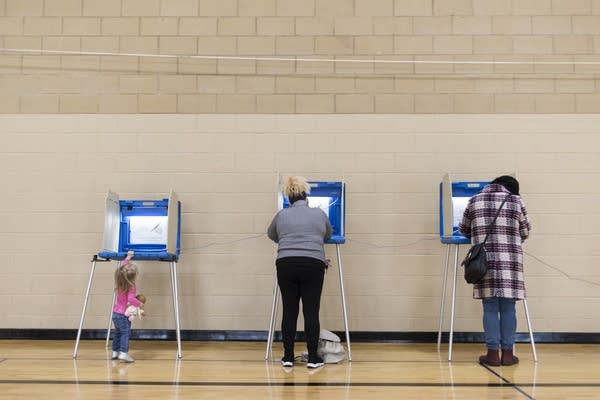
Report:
118,352,135,363
111,351,119,360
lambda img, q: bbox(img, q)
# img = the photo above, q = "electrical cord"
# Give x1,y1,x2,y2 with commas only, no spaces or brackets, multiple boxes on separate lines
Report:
179,233,266,252
179,233,600,288
523,250,600,288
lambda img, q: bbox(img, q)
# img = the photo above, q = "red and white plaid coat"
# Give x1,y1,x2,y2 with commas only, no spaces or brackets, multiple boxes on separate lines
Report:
459,183,531,299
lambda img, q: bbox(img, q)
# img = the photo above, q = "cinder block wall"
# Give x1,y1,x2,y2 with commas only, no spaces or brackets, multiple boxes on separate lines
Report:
1,114,599,333
0,0,599,113
0,1,599,334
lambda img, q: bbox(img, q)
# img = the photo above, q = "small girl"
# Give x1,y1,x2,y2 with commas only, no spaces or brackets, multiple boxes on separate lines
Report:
111,251,143,363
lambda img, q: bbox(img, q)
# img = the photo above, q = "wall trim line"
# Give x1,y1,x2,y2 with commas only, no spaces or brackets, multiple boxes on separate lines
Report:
1,329,599,343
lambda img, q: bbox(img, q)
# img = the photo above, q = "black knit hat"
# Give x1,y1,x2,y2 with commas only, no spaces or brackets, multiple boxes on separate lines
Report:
491,175,520,195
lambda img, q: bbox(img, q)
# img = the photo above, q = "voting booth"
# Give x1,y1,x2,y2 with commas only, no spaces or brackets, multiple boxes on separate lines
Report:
265,181,352,361
73,190,183,359
437,174,537,362
279,181,346,245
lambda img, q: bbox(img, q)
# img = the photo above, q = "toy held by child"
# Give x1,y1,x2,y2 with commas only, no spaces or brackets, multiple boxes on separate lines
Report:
125,294,147,322
111,250,143,363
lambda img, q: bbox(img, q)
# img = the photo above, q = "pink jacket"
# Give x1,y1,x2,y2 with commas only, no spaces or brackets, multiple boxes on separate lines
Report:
113,287,142,315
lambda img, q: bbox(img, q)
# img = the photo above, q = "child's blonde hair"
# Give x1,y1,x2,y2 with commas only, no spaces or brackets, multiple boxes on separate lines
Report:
115,262,138,294
283,176,311,199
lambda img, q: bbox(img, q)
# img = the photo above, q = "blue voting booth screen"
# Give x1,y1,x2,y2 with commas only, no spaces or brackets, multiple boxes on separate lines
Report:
439,180,489,245
281,181,345,244
99,197,181,261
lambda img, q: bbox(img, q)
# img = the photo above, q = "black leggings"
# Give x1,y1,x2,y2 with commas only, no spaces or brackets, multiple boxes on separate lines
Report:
276,257,325,359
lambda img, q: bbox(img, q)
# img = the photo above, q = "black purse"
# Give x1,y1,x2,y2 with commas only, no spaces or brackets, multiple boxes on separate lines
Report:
461,195,510,284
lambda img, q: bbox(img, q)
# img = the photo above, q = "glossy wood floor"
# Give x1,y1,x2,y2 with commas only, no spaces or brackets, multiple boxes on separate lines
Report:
1,340,599,400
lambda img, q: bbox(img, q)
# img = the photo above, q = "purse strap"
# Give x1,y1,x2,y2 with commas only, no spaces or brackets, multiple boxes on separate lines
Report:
482,194,511,245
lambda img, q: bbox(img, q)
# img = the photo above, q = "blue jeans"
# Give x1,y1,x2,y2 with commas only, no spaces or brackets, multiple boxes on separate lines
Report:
111,312,131,353
482,298,517,350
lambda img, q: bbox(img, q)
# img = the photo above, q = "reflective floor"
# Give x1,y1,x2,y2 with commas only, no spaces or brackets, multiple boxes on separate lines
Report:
1,340,599,399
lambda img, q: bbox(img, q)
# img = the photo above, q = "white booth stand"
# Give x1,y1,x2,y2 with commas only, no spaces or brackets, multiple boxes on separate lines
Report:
73,190,182,359
265,181,352,362
437,174,538,362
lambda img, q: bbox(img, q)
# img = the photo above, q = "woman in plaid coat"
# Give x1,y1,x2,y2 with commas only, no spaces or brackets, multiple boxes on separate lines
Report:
459,176,531,366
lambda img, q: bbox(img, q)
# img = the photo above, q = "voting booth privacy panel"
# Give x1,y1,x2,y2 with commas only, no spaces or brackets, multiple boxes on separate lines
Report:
278,181,346,244
439,174,488,245
267,181,352,361
100,190,181,261
73,190,183,359
437,174,537,362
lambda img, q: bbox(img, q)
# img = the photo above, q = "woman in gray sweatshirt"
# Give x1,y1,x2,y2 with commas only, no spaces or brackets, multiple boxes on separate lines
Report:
267,176,332,369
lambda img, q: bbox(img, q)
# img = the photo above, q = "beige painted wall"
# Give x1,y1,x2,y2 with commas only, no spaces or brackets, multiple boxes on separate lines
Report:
0,114,599,333
0,0,599,113
0,2,599,334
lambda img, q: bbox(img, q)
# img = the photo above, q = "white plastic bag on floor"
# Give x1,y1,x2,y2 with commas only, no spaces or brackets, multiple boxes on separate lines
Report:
317,329,346,363
300,329,346,364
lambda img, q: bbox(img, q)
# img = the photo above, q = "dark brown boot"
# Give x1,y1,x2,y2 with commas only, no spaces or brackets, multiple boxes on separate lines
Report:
501,349,519,366
479,349,500,366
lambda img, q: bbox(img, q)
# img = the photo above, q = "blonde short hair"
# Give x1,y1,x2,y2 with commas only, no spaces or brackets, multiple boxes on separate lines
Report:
283,176,311,198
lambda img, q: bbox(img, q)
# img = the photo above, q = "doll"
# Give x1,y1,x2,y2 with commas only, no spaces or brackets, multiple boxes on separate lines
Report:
125,294,146,322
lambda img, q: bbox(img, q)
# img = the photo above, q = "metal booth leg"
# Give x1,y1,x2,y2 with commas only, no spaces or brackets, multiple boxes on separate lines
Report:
437,244,451,351
105,261,119,348
265,272,279,360
448,244,459,362
523,298,538,363
336,244,352,362
73,257,98,359
170,261,183,359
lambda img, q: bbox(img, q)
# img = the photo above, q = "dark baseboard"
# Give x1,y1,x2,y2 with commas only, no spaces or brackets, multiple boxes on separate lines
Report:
1,329,599,343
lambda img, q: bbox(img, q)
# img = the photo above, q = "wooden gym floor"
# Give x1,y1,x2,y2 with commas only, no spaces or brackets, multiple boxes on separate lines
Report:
1,340,599,399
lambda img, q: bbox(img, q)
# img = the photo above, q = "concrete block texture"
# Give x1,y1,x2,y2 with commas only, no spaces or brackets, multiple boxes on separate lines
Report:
1,114,599,332
1,0,600,114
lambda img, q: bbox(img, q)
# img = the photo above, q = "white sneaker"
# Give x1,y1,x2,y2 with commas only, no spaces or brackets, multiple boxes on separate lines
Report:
281,359,293,368
111,351,119,360
118,352,135,363
307,357,324,369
